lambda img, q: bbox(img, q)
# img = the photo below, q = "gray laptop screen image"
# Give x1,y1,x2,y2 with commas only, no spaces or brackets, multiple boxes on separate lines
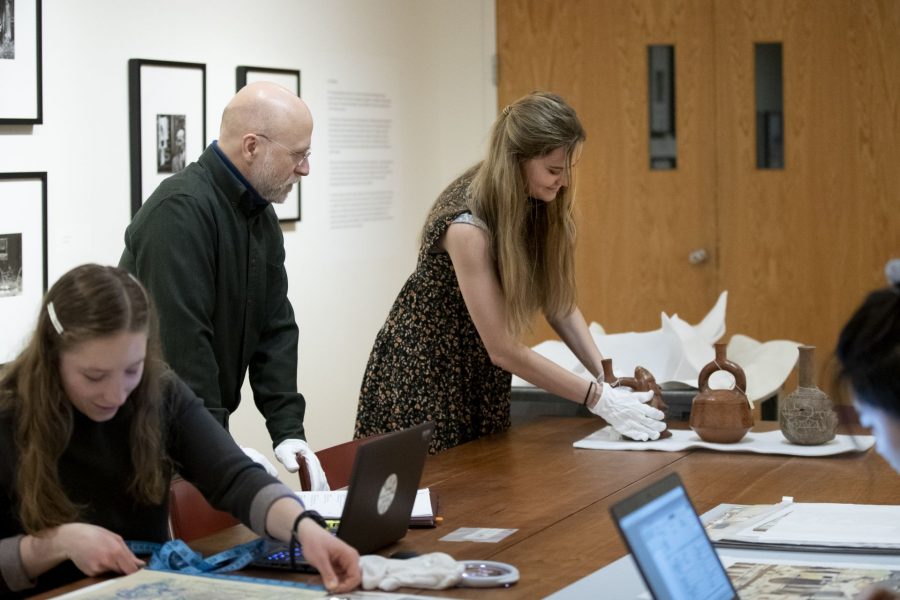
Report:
252,421,435,571
335,421,434,554
610,473,739,600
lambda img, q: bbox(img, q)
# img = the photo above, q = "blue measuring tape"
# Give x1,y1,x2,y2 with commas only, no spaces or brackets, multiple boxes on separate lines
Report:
126,538,266,574
126,539,324,591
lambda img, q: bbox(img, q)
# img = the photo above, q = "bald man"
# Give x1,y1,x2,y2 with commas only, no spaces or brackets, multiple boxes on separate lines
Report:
120,83,328,489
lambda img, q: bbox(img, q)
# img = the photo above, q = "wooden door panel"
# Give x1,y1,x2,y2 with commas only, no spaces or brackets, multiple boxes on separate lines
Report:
715,0,900,381
497,0,718,345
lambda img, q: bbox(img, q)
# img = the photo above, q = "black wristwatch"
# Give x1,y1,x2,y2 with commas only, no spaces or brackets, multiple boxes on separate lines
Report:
290,509,328,571
293,509,328,532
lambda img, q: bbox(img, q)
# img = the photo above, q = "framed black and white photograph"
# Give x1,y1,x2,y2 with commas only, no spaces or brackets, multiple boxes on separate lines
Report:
236,65,302,222
129,59,206,217
0,172,46,362
0,0,42,124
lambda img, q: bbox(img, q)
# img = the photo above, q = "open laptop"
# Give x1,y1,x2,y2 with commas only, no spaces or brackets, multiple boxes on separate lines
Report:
609,472,740,600
251,421,435,572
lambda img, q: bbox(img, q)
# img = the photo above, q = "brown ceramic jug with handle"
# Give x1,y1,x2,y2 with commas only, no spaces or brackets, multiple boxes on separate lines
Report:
689,342,753,443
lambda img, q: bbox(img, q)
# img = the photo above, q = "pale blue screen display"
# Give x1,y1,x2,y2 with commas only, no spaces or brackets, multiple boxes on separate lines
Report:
618,486,736,600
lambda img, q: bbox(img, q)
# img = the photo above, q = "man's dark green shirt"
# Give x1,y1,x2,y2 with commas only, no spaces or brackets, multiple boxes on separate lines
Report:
120,144,305,447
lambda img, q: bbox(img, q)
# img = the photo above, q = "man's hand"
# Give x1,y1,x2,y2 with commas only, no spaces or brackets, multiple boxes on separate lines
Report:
274,439,330,490
588,382,667,441
241,446,279,477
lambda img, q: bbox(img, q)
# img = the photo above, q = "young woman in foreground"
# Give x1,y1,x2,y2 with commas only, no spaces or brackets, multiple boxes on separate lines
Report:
0,265,360,596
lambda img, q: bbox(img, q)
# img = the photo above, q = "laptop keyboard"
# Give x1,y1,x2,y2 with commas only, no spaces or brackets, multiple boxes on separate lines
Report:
251,542,319,573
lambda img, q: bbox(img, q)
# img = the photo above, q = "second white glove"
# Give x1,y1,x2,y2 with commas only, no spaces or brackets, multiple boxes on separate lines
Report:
241,446,279,477
274,438,331,490
360,553,464,591
588,382,667,441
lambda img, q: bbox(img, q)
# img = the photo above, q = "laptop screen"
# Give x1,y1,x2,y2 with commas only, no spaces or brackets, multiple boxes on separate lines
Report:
611,474,738,600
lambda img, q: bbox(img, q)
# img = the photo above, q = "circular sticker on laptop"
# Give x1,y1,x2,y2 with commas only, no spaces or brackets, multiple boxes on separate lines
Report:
458,560,520,588
377,473,398,515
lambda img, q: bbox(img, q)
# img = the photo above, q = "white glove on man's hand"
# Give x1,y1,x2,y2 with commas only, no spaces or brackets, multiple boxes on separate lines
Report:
241,446,278,477
588,382,667,441
274,439,330,490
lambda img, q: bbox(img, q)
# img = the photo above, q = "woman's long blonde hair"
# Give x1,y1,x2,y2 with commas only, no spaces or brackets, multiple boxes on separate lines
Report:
0,264,168,533
469,91,586,337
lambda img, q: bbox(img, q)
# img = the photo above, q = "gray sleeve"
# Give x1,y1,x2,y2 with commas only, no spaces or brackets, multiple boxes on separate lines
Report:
248,482,303,538
0,535,35,593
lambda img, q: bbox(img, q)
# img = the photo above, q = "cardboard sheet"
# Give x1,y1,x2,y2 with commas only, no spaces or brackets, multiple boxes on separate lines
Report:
512,291,802,405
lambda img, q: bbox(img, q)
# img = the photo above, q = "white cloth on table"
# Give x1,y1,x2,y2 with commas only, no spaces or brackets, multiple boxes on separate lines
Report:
360,552,464,591
574,426,873,457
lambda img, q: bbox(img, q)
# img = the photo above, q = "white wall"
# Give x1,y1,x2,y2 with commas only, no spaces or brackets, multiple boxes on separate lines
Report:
0,0,496,484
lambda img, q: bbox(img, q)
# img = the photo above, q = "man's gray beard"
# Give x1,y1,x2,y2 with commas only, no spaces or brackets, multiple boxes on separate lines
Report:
267,185,294,204
255,153,298,204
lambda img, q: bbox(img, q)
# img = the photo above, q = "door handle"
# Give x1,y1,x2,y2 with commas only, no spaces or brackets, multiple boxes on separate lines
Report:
688,248,709,265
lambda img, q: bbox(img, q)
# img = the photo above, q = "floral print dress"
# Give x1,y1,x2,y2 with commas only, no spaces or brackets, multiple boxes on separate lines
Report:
354,171,511,453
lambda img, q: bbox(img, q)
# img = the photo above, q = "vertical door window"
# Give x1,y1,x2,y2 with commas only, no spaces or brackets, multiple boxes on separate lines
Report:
648,45,677,169
755,43,784,169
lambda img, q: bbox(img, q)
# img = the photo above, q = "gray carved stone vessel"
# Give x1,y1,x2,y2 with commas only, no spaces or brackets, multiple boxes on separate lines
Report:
779,345,838,445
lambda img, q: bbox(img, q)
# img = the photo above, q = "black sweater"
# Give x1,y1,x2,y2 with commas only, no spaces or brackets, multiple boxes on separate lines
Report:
0,373,295,596
120,143,307,447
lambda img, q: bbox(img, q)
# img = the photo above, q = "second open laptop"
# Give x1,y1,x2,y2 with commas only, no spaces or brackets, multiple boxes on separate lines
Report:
251,421,435,572
609,472,740,600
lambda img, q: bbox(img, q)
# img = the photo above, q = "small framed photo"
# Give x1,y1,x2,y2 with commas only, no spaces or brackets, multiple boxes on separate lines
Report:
0,0,43,124
128,59,206,217
0,172,47,362
236,65,302,222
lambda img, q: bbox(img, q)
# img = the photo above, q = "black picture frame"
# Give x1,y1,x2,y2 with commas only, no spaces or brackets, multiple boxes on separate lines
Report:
236,65,302,222
128,58,206,217
0,171,47,362
0,0,43,124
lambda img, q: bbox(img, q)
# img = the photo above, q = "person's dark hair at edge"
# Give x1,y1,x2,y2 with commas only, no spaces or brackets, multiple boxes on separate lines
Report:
835,282,900,421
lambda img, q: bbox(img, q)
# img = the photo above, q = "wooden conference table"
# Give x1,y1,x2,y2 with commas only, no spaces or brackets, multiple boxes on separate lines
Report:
40,417,900,599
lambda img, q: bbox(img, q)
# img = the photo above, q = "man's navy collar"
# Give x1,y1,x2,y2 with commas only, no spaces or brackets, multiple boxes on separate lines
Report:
211,140,268,208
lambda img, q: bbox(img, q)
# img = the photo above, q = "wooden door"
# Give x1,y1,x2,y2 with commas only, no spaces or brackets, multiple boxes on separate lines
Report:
497,0,719,343
498,0,900,386
715,0,900,379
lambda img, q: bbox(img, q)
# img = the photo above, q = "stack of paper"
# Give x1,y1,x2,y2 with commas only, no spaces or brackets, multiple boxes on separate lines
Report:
706,500,900,553
296,488,435,526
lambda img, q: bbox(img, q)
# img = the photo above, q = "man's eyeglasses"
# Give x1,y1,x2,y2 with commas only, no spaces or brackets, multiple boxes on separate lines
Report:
254,133,311,166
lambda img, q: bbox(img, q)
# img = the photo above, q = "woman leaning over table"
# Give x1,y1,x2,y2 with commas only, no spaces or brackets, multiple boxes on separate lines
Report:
0,264,360,596
354,91,667,453
836,261,900,600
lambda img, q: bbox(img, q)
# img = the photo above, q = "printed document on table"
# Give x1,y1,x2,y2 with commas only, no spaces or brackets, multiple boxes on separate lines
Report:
296,488,433,520
726,502,900,549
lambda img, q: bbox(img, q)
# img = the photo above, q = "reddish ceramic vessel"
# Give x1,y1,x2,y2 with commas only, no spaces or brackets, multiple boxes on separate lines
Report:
689,343,753,443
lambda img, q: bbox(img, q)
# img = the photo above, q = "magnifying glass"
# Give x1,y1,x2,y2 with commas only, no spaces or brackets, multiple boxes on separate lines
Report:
458,560,520,588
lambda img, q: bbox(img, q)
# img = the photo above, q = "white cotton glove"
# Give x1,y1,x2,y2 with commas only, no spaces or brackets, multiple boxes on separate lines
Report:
240,446,278,477
360,553,464,591
274,438,330,490
588,382,667,441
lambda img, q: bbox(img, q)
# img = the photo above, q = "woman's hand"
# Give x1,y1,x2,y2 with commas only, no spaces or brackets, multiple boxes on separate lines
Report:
295,519,361,593
587,382,667,441
20,523,144,581
53,523,144,576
